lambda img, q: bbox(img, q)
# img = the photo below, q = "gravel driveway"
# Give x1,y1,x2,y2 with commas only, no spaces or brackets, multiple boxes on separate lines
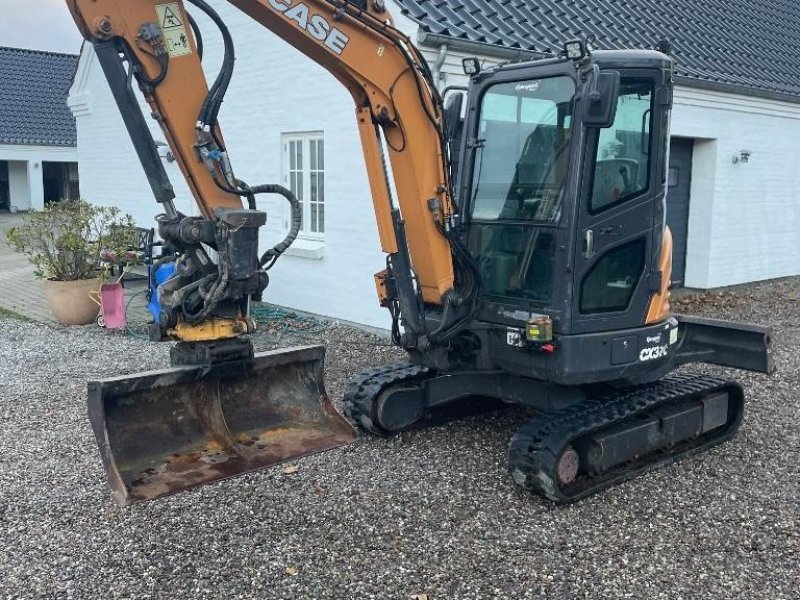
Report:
1,279,798,599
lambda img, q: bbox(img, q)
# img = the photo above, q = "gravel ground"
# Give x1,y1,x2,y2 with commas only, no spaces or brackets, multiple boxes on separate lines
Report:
1,278,798,599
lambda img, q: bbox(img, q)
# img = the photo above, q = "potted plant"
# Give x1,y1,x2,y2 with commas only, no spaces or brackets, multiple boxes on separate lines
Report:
6,199,138,325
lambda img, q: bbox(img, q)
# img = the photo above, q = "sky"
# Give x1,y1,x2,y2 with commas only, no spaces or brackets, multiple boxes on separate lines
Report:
0,0,84,54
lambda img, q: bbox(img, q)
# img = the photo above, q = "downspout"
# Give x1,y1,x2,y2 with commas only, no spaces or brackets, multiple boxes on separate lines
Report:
431,43,448,91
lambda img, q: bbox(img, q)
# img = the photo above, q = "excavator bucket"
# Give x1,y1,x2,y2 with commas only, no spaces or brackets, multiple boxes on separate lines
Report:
87,346,356,506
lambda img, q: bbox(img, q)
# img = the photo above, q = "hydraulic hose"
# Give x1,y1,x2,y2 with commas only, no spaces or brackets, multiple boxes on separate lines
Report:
180,2,299,275
186,11,204,60
185,0,235,129
251,184,302,269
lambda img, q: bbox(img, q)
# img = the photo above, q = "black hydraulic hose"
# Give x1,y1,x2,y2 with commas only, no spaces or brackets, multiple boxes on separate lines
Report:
180,1,297,275
186,11,204,60
148,53,169,88
250,184,302,269
185,0,235,128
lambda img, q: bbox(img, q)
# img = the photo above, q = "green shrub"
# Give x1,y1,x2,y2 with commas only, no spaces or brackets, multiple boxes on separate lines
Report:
6,200,139,281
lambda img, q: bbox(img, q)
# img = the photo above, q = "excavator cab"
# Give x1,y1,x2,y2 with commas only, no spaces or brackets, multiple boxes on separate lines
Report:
456,49,671,346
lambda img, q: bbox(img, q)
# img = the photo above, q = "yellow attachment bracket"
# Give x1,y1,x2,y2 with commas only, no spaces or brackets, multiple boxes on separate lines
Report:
169,317,255,342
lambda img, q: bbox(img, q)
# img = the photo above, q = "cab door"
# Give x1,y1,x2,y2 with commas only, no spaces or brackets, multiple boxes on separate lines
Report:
571,73,669,334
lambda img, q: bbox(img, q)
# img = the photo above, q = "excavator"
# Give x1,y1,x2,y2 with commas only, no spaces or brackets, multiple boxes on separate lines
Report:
66,0,774,506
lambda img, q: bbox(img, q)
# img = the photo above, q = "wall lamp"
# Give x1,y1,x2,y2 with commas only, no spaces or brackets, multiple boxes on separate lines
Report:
732,150,752,164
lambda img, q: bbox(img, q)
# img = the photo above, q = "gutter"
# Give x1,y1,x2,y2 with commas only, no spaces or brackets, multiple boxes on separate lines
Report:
417,31,544,62
431,44,448,90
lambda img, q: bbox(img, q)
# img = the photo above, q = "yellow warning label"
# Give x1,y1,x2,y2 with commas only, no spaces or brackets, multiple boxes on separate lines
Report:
155,3,193,58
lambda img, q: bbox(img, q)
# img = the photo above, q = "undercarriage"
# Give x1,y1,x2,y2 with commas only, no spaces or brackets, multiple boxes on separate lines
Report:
343,314,772,502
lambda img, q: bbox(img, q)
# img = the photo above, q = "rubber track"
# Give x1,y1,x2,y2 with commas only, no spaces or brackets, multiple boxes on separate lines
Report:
343,363,429,435
508,373,744,503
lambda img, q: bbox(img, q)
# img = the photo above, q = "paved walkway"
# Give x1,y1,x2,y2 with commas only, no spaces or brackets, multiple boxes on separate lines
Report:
0,212,151,325
0,213,54,322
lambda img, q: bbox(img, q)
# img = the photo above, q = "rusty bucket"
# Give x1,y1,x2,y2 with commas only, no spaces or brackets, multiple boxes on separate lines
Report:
88,346,356,506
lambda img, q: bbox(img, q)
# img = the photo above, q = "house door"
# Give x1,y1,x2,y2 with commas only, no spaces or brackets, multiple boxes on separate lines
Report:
42,162,80,203
667,138,693,285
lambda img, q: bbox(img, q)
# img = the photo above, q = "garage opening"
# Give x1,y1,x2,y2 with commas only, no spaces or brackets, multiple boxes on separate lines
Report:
43,162,80,204
0,161,8,210
667,138,694,286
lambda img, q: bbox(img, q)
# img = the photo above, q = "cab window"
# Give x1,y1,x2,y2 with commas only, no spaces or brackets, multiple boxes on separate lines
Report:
589,79,654,213
471,76,576,222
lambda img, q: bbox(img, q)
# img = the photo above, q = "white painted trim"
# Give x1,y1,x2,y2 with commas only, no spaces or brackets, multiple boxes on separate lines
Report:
0,145,78,161
284,238,325,260
675,86,800,120
68,43,95,117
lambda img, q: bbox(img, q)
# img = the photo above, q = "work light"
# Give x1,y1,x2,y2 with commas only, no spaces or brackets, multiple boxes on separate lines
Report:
462,57,481,76
564,40,585,60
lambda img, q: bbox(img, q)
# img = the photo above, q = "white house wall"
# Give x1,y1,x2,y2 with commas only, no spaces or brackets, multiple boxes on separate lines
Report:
671,87,800,288
67,44,199,224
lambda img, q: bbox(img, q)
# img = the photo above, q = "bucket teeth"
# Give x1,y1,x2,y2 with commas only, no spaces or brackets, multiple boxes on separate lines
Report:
88,345,357,506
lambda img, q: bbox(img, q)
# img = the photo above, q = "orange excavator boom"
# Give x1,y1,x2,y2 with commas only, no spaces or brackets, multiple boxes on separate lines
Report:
65,0,473,505
66,0,458,305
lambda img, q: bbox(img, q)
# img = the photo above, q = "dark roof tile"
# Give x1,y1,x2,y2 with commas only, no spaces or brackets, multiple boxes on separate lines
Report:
0,47,78,147
395,0,800,98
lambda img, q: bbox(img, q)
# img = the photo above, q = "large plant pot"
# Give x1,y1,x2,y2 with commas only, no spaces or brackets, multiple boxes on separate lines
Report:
44,277,103,325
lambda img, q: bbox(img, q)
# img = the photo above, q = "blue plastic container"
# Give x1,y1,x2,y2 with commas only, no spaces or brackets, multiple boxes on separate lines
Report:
148,262,176,321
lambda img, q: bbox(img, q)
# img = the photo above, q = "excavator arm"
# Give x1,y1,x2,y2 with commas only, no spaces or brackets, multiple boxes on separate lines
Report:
66,0,464,348
66,0,479,505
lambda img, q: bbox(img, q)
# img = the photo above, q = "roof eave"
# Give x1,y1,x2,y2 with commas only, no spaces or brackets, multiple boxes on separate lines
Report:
0,140,78,148
416,31,544,61
418,31,800,106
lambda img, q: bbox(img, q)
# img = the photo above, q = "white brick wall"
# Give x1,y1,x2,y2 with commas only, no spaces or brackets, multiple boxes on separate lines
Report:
671,88,800,288
68,0,800,329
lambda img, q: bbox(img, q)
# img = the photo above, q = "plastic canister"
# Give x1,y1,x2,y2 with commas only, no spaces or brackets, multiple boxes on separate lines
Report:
147,262,177,320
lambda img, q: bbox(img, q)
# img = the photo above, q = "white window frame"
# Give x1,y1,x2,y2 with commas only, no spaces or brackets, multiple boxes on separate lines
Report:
281,132,325,240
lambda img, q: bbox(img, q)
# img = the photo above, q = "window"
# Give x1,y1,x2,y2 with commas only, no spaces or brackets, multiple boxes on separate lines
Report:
283,133,325,236
467,76,576,306
668,166,679,188
580,238,646,314
471,76,576,222
589,79,654,213
42,161,80,203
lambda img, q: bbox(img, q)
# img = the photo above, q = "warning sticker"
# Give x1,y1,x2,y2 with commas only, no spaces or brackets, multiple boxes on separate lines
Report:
155,3,193,58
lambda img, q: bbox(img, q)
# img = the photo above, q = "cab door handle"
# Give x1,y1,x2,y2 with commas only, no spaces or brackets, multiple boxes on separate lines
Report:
582,229,595,259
